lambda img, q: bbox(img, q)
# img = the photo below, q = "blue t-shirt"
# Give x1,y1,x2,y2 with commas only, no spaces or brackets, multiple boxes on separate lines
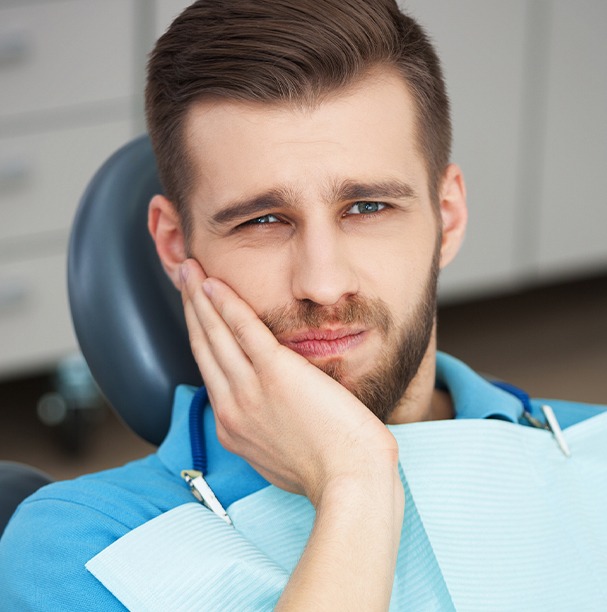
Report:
0,353,603,610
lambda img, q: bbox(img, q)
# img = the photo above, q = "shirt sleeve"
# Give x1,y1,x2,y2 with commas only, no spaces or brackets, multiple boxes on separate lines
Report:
0,493,130,611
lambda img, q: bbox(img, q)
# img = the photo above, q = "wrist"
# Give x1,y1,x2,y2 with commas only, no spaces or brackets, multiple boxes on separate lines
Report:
315,462,405,520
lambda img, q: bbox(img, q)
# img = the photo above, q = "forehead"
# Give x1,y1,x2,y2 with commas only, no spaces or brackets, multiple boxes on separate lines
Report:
183,69,426,209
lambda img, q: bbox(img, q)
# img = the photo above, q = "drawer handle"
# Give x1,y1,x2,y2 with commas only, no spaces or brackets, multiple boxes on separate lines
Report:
0,279,29,311
0,160,31,190
0,30,31,67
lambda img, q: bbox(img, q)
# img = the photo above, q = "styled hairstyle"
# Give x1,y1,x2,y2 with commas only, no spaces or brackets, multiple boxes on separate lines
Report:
146,0,451,237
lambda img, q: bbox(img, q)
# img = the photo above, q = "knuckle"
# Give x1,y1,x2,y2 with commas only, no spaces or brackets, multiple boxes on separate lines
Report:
201,318,220,345
216,426,235,453
216,407,239,437
231,319,249,345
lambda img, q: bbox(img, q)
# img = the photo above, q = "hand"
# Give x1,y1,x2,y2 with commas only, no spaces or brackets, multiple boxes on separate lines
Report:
181,258,404,608
179,258,400,506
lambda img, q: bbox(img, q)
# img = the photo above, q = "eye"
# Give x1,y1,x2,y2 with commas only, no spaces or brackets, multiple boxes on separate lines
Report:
242,214,280,225
346,201,387,215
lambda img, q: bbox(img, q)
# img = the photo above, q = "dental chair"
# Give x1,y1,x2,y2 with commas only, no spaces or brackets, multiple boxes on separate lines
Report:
1,135,193,535
0,461,53,536
68,134,202,445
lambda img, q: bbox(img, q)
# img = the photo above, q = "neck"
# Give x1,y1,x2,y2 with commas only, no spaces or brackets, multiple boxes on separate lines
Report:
386,328,453,424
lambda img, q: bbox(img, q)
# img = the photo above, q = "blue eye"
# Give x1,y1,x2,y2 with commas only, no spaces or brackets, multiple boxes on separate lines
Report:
347,201,386,215
245,214,280,225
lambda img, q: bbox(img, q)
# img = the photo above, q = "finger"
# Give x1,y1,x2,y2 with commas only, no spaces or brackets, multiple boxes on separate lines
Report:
201,277,297,368
182,293,231,398
181,261,258,384
180,259,243,401
180,261,213,369
184,293,258,443
180,258,207,307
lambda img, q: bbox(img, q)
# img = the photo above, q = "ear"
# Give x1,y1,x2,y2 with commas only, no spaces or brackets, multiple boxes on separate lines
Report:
437,163,467,269
148,194,187,289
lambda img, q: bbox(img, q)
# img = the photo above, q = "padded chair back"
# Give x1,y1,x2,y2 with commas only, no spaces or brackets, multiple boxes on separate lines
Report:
68,135,202,445
0,461,53,535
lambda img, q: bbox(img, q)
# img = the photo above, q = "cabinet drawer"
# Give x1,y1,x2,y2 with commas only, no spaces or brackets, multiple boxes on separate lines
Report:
0,119,133,243
0,0,135,118
0,252,77,377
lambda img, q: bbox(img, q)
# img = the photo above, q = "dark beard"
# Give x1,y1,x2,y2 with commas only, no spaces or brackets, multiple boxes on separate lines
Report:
261,244,440,423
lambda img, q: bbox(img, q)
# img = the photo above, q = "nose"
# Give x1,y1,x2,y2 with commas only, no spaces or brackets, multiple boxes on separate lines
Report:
290,225,359,306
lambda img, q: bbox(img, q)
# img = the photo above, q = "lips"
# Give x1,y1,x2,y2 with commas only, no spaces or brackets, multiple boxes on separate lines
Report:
279,328,367,358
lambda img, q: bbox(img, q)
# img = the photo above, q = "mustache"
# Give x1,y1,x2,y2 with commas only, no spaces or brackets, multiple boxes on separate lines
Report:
260,294,394,337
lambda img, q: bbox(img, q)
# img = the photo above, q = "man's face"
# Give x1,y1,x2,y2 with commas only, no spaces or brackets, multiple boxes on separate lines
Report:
182,70,444,423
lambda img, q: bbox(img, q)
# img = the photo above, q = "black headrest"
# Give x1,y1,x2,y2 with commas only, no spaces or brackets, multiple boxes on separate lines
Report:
0,461,53,535
68,135,202,445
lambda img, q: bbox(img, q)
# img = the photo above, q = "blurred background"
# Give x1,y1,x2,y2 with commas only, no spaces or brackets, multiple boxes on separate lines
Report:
0,0,605,481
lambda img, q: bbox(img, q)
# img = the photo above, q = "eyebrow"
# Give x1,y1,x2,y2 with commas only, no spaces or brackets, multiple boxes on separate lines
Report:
210,187,299,227
332,179,418,202
209,178,418,227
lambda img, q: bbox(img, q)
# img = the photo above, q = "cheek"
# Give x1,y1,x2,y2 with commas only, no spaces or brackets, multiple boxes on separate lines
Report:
362,231,437,319
197,244,290,314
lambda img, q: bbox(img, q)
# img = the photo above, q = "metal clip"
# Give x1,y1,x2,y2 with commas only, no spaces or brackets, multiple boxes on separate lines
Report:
541,404,571,458
522,405,571,458
181,469,233,526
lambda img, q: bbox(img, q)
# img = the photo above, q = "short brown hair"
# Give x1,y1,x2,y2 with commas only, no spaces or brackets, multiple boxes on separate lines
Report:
146,0,451,236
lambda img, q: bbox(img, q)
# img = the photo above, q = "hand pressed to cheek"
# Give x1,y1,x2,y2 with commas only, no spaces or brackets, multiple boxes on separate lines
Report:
179,258,400,505
180,261,233,406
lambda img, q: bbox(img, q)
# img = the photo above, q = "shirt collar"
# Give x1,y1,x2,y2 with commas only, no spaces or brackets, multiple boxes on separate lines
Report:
436,351,522,423
157,385,195,478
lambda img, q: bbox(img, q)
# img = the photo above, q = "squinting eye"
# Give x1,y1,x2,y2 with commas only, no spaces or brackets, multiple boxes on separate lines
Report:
244,214,280,225
347,201,386,215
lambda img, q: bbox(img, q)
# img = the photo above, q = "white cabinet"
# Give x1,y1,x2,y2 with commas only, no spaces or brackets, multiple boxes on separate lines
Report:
0,0,135,117
403,0,607,300
535,0,607,278
0,0,136,378
0,253,75,375
0,121,132,243
404,0,529,299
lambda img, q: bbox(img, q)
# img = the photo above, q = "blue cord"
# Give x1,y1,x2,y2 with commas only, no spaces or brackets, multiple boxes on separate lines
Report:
189,386,209,473
491,380,533,412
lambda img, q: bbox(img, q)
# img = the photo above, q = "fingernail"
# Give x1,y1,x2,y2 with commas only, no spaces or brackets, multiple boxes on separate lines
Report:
202,278,213,298
180,262,189,282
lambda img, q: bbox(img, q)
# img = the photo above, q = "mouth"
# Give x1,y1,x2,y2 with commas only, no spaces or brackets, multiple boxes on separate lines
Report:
278,328,367,359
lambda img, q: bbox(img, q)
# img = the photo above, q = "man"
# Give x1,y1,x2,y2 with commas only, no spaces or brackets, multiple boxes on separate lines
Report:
1,1,606,609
